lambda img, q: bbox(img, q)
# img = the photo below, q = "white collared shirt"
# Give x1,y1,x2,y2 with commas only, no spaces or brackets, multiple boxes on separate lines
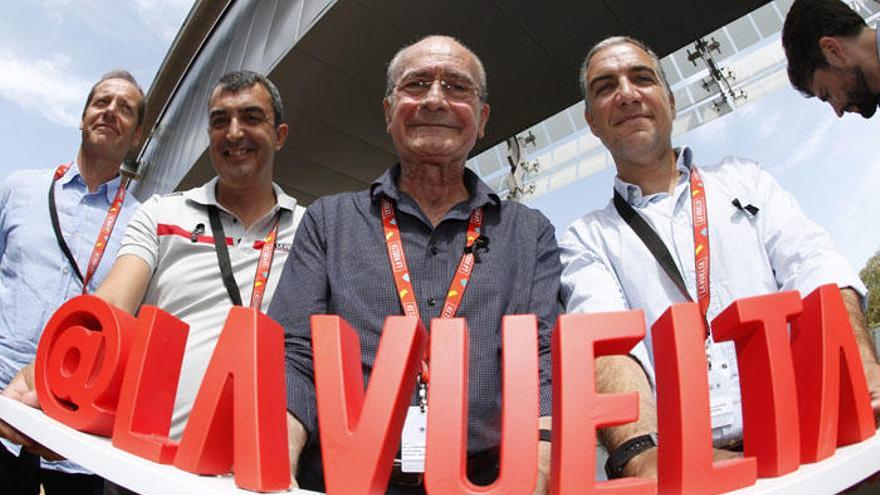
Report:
560,147,866,444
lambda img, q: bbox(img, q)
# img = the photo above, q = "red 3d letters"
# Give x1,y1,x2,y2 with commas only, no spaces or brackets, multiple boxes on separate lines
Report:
711,291,803,478
311,315,426,495
653,303,757,495
790,284,875,462
31,284,878,494
35,296,290,492
550,310,656,495
35,295,135,436
424,316,539,495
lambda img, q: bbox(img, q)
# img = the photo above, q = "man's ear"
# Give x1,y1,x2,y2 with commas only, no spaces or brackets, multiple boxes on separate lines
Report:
584,107,597,136
477,102,490,139
819,36,850,68
383,97,393,132
274,123,289,150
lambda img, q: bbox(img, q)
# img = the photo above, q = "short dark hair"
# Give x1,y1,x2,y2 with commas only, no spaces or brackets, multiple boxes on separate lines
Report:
213,70,285,126
83,70,146,127
782,0,867,96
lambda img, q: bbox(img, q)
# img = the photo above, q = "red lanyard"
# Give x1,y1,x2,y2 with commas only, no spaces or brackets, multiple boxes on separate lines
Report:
380,196,483,383
690,167,711,323
50,163,129,294
207,205,281,310
250,214,281,309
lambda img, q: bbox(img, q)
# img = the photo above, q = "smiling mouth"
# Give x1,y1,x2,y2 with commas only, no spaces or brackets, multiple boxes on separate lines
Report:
615,114,650,126
224,148,254,158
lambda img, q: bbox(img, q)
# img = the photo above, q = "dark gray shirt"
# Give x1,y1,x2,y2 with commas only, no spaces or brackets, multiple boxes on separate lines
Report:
268,165,561,488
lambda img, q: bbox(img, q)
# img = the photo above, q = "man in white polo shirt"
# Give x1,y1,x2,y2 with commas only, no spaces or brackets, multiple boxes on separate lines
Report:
93,69,306,439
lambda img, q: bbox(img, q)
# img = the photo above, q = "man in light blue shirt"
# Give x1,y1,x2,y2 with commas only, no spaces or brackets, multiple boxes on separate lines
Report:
0,70,144,494
560,36,880,480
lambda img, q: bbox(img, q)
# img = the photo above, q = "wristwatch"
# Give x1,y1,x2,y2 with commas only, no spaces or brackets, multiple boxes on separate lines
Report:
604,432,658,479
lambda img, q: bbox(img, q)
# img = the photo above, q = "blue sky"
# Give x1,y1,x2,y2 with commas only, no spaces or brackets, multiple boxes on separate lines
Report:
1,2,876,275
0,0,193,177
530,85,880,273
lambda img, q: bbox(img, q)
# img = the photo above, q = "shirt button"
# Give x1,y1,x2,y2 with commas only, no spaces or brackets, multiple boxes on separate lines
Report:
62,267,69,274
428,297,437,306
430,245,439,256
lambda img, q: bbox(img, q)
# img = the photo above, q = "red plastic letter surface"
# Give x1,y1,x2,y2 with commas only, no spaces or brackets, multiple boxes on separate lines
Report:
34,295,135,436
112,306,189,464
313,315,426,495
653,303,756,494
172,307,290,492
424,316,540,495
711,291,803,478
550,311,656,495
791,284,875,462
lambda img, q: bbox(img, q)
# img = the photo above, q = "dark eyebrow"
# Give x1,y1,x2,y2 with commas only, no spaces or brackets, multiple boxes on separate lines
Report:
589,64,659,92
628,65,659,77
588,74,615,92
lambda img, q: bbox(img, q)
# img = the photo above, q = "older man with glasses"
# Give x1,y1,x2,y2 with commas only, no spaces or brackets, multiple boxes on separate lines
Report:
269,35,561,494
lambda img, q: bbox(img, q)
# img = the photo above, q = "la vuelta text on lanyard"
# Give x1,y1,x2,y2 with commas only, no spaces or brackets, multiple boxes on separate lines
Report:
613,166,711,337
48,163,129,294
380,196,486,385
208,205,281,310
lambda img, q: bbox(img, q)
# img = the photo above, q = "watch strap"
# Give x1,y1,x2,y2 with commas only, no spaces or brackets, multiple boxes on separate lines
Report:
604,432,658,479
538,428,552,443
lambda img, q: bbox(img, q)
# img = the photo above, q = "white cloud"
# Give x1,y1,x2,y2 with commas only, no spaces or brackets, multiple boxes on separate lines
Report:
770,118,835,175
0,49,90,127
134,0,193,43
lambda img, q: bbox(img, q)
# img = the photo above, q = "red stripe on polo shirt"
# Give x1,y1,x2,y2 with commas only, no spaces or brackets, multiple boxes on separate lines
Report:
157,224,232,246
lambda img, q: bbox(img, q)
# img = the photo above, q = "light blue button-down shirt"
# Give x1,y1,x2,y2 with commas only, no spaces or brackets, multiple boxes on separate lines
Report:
0,161,139,472
560,147,866,445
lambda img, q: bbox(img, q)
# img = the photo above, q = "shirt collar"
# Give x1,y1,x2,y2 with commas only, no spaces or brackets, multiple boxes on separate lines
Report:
613,146,692,207
60,160,125,204
370,163,500,212
185,176,299,214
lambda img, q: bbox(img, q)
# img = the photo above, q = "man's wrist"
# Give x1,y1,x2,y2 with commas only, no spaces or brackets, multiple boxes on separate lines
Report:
605,432,658,479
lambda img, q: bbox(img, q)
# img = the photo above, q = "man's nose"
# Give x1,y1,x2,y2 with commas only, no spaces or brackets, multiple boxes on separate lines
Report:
616,78,640,105
226,116,245,139
421,80,448,109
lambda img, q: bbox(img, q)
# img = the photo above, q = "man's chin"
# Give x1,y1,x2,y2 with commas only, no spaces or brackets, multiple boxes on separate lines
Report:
859,104,878,119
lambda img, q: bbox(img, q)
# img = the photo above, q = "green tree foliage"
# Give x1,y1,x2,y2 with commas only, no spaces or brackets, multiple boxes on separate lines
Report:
861,249,880,330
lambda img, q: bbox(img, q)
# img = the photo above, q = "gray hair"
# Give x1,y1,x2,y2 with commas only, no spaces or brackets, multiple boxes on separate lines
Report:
213,70,285,127
579,36,672,113
385,35,488,101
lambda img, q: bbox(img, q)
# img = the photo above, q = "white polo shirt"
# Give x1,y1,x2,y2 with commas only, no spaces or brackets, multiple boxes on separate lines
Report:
117,177,306,437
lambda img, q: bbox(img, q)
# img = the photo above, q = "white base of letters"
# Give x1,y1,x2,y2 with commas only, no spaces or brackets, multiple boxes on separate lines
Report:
2,396,880,494
0,396,320,495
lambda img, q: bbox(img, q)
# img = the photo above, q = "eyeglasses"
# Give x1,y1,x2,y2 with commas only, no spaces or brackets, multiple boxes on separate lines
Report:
393,77,480,102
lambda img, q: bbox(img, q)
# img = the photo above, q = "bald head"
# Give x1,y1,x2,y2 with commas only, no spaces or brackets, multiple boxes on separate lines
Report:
385,35,488,101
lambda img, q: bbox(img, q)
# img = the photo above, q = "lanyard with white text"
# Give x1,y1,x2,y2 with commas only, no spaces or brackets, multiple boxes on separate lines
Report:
690,167,711,326
613,166,711,337
48,162,129,294
380,196,484,394
207,205,281,309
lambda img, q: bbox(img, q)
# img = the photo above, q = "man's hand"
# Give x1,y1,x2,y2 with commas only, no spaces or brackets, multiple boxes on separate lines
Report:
622,447,740,479
0,365,62,460
287,412,308,489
